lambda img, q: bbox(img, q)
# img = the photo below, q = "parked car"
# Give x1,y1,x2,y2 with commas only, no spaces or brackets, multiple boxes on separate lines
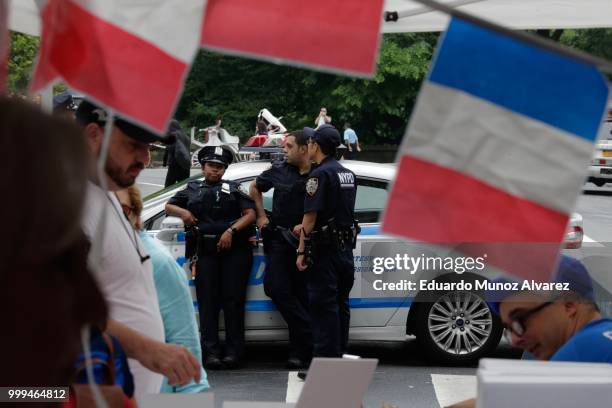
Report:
588,121,612,187
142,160,583,365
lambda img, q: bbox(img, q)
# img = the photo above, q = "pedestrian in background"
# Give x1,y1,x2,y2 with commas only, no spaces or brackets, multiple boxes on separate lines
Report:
343,122,361,159
165,146,256,370
163,119,191,187
315,107,327,128
250,130,313,369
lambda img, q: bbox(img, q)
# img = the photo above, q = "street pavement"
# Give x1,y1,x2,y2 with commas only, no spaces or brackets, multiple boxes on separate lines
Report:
136,168,612,408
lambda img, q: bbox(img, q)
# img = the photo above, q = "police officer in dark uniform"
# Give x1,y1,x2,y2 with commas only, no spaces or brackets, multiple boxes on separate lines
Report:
165,146,256,369
250,130,313,369
296,124,358,358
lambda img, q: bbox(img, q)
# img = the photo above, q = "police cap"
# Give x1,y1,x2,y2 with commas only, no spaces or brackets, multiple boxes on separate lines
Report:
303,124,341,149
198,145,233,167
75,99,175,145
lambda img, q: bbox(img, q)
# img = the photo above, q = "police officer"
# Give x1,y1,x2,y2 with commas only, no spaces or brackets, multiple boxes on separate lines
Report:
296,124,358,358
250,130,313,369
165,146,256,369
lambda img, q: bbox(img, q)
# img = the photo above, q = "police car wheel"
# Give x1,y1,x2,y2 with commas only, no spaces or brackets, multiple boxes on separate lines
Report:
415,289,502,365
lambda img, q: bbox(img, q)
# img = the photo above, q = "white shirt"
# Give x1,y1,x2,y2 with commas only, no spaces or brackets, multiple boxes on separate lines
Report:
82,183,164,398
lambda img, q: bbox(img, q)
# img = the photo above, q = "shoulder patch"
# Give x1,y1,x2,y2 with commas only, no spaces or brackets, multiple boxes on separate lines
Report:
238,183,251,197
306,177,319,197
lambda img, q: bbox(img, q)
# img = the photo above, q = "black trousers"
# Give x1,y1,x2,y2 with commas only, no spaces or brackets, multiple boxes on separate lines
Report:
195,244,253,359
307,249,355,357
164,164,190,188
345,143,358,160
263,237,312,360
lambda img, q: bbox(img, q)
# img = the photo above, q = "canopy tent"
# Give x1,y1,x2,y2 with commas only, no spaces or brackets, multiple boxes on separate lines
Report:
382,0,612,33
8,0,612,37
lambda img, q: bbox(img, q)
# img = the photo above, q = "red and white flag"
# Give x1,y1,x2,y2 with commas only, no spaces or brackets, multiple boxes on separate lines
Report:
201,0,384,77
0,0,9,93
31,0,206,133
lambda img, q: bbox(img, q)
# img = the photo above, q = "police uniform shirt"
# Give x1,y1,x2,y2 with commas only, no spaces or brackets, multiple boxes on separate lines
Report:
304,156,356,229
168,179,255,235
255,161,308,228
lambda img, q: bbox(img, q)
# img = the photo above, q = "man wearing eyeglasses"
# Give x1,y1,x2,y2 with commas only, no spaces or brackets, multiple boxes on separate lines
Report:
448,256,611,408
487,255,611,363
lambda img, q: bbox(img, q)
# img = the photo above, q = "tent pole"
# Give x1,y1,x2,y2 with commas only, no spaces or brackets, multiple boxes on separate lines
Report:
407,0,612,75
385,0,484,22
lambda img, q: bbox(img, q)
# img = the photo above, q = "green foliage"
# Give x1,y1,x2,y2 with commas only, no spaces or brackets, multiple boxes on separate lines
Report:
561,29,612,60
7,32,39,94
177,33,439,144
6,27,610,143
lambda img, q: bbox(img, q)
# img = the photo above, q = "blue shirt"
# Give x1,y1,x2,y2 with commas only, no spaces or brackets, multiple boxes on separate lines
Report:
140,233,210,393
551,318,612,363
343,128,358,144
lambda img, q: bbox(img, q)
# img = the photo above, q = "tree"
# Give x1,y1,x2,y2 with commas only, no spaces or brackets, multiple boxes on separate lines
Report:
177,33,439,144
7,32,39,94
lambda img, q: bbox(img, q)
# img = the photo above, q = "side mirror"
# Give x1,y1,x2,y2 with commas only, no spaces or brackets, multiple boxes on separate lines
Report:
156,216,185,242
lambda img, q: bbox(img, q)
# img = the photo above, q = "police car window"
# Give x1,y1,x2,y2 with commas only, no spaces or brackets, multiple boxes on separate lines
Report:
355,178,388,223
144,211,165,231
239,179,273,213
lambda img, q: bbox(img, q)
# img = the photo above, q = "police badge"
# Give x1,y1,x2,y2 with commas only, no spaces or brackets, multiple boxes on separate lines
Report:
306,177,319,196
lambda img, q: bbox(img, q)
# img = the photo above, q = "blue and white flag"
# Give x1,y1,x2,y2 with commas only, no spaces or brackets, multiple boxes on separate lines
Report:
383,17,609,281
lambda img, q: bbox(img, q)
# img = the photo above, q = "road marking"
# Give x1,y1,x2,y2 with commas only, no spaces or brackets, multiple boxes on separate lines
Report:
285,372,303,403
138,182,164,187
431,374,476,408
583,234,596,243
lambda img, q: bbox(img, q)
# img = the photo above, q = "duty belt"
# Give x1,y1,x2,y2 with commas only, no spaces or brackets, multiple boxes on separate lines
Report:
263,223,299,249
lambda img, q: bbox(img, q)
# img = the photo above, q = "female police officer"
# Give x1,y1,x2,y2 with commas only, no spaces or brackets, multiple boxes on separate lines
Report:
165,146,256,369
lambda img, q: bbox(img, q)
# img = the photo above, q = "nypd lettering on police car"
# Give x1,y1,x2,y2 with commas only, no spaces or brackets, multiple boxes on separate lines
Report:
338,172,355,188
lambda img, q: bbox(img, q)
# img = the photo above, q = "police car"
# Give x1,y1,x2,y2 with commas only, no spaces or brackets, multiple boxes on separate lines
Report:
141,160,584,365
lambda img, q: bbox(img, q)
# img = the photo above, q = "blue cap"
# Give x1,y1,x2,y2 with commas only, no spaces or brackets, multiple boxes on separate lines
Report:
303,124,341,149
486,255,594,315
53,92,74,110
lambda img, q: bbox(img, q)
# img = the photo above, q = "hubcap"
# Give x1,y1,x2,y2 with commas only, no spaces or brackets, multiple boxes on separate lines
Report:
427,291,493,356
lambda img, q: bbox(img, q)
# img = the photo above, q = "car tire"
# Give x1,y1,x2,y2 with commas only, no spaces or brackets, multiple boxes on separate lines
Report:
593,179,607,187
414,276,503,365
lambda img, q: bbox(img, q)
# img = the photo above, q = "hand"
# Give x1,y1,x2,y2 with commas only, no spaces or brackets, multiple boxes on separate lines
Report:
182,210,197,227
217,230,233,251
296,254,308,271
348,146,352,152
257,216,270,230
292,224,302,238
139,341,201,386
357,145,362,152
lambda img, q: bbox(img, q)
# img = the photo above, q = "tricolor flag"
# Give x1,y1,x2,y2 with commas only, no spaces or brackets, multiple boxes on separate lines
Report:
30,0,206,133
382,18,609,281
0,0,8,92
201,0,384,77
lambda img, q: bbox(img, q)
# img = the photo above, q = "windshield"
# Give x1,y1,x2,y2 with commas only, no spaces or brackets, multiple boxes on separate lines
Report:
143,173,201,202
